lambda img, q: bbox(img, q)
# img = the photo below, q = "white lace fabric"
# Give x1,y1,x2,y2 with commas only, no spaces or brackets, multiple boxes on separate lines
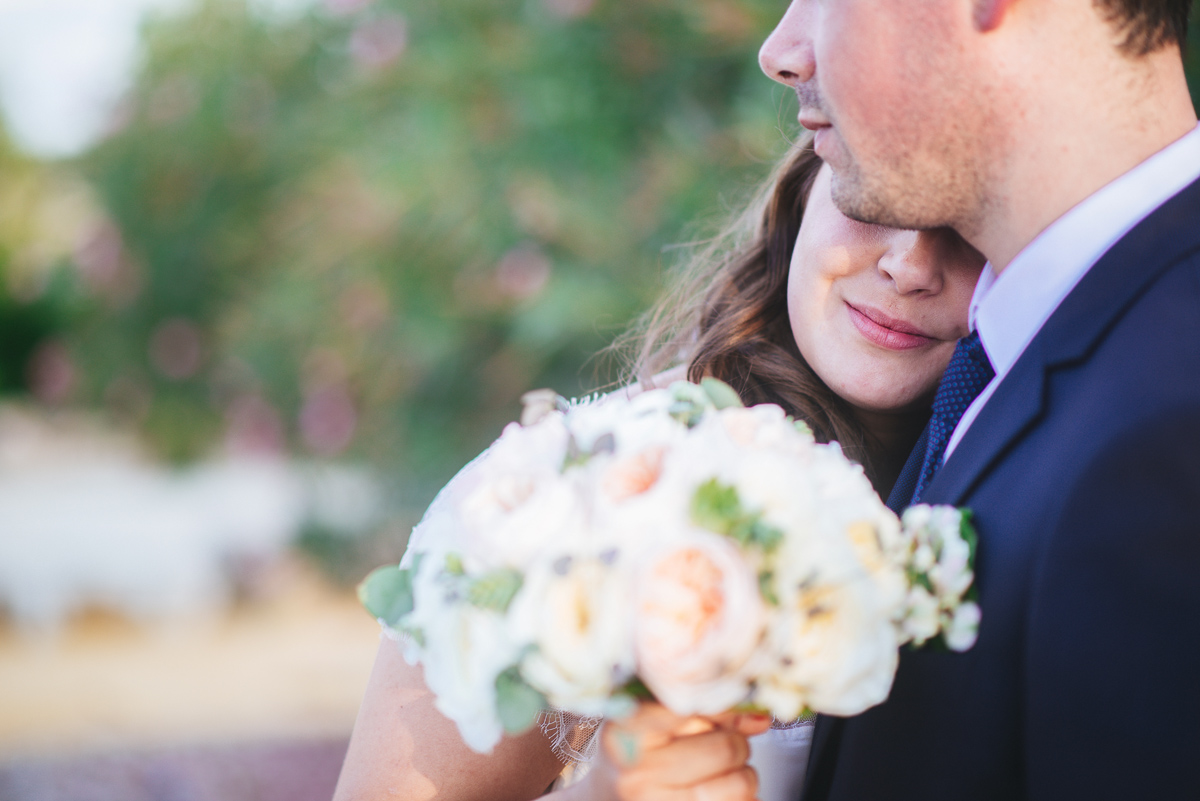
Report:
538,709,604,764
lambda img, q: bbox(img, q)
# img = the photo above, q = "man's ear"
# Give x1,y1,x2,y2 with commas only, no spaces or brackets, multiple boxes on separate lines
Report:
973,0,1014,31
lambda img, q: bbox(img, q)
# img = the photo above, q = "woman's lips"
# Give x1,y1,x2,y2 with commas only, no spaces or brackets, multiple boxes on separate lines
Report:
846,303,937,351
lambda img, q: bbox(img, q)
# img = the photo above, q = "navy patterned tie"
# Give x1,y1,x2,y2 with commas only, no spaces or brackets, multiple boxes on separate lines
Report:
890,330,995,510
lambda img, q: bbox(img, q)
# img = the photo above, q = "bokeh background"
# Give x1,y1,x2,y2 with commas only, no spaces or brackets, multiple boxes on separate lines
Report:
1,1,1198,798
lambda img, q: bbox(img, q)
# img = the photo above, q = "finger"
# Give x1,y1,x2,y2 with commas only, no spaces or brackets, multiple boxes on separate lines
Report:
674,717,716,737
614,765,759,801
603,713,678,766
732,713,771,737
693,766,759,801
619,702,696,736
636,729,753,786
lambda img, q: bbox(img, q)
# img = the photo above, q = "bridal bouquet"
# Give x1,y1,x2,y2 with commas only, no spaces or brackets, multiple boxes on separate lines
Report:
359,379,980,752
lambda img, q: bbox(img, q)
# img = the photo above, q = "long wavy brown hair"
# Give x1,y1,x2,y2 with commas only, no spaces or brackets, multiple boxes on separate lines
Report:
619,133,877,478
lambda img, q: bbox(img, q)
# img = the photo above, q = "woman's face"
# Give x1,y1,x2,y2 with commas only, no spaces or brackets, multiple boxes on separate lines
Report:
789,164,985,415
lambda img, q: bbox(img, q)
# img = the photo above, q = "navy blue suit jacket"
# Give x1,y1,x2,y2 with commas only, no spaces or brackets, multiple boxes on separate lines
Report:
802,175,1200,800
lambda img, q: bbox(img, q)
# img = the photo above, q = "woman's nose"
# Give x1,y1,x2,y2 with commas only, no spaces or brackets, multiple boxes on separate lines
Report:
759,2,815,87
877,231,947,295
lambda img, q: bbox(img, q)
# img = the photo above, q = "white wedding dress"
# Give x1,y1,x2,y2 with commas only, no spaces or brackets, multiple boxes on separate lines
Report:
397,446,813,801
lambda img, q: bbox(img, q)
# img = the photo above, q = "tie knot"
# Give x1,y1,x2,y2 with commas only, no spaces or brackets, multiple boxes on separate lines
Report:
909,330,994,504
933,331,994,417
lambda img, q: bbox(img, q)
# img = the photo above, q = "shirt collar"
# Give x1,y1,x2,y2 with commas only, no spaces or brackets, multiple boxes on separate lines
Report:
970,123,1200,379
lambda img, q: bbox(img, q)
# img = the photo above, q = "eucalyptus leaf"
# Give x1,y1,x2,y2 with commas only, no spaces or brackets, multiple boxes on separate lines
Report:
357,565,416,626
495,667,547,734
748,519,785,551
466,569,524,612
700,377,744,410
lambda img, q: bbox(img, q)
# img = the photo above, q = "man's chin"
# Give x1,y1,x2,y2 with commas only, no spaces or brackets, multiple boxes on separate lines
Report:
829,168,930,230
828,169,891,226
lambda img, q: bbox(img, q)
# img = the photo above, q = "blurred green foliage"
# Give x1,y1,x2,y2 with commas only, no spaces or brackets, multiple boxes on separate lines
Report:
2,0,1200,522
63,0,793,508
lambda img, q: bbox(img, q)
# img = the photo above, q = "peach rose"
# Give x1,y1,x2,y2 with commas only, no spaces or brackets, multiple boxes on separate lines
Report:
634,532,766,715
602,446,667,501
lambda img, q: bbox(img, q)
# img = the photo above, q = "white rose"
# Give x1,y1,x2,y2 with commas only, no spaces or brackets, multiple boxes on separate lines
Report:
765,531,899,717
509,553,636,715
414,599,522,753
715,404,803,450
462,476,586,570
768,580,899,716
633,531,766,715
844,519,908,615
459,416,588,570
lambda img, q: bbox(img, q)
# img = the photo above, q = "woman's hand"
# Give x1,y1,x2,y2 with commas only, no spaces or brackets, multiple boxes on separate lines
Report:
573,703,770,801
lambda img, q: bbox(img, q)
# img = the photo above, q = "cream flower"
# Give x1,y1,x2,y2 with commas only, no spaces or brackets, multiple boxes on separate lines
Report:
510,553,636,715
763,529,899,717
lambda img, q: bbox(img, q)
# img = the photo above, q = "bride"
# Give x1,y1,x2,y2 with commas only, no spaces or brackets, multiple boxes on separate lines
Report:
333,136,984,801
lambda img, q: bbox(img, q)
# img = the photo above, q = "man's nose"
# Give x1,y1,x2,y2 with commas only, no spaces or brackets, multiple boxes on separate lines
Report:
878,231,947,296
759,1,815,87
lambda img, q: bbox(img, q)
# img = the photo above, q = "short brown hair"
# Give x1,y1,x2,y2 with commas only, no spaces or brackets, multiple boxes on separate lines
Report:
1095,0,1192,54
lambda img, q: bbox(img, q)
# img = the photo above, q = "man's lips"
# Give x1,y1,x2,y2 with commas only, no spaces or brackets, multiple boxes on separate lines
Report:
846,303,939,351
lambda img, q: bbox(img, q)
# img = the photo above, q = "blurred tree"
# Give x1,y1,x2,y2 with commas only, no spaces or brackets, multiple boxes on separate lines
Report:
27,0,1200,581
0,126,80,399
71,0,793,503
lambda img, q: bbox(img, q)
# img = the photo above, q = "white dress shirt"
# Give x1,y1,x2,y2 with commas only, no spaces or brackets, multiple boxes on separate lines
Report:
944,123,1200,461
750,723,814,801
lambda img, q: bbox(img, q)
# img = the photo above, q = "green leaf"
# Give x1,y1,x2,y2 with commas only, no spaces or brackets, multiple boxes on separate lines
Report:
700,377,744,410
357,565,416,626
692,478,782,552
691,478,744,536
668,381,715,428
619,676,657,701
445,552,465,576
466,569,524,612
758,570,779,605
748,518,784,552
495,667,547,734
957,508,980,603
958,508,979,566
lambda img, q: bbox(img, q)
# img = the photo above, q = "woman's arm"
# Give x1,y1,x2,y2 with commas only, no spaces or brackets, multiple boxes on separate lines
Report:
333,639,566,801
335,638,768,801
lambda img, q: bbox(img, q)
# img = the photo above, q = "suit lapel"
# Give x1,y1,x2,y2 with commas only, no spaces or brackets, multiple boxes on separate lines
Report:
922,174,1200,507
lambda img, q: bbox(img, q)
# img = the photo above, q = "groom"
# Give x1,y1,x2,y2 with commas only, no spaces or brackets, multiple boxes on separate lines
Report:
760,1,1200,799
